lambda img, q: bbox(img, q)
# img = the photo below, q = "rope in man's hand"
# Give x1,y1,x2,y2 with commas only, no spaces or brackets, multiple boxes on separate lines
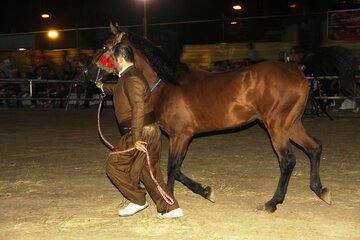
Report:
134,141,147,152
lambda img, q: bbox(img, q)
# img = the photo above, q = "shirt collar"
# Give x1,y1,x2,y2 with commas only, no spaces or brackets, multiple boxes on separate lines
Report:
117,64,134,77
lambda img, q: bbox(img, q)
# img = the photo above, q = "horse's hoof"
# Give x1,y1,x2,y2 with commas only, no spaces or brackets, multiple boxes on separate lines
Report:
320,187,332,205
256,203,277,213
204,186,215,203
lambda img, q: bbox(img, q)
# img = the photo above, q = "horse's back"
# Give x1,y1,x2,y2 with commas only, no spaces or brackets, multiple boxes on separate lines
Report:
186,61,309,102
240,61,306,87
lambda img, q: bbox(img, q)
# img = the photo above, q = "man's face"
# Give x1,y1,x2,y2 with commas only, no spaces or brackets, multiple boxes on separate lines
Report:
112,55,124,72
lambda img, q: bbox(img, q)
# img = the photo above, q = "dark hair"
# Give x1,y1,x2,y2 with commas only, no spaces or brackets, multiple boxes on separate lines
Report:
112,43,134,62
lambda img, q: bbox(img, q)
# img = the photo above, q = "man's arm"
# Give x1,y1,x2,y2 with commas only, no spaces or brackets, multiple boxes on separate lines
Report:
124,76,145,145
95,81,116,95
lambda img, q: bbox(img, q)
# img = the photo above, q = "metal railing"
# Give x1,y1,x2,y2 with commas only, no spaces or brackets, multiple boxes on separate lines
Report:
304,75,360,119
0,78,112,110
306,75,360,100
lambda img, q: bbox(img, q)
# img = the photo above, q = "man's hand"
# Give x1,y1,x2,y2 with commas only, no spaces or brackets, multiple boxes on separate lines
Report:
95,81,103,89
135,141,147,152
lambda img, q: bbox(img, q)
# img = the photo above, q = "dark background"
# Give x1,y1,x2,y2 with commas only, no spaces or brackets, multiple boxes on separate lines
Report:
0,0,358,49
1,0,358,33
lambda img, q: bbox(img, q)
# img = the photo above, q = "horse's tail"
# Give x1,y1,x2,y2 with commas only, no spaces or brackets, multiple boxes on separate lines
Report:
303,46,359,97
330,46,359,97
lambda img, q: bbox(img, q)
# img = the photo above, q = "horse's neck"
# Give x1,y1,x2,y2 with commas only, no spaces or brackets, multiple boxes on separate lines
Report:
134,52,161,93
132,48,177,108
135,61,163,107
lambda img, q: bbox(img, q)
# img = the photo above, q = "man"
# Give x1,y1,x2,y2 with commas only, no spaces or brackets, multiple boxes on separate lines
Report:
95,43,183,219
247,42,260,63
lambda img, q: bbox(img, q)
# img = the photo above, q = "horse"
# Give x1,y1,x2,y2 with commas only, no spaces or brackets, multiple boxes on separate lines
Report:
84,23,332,213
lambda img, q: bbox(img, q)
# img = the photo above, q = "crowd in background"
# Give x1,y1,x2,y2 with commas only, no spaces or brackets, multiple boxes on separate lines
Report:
209,42,264,72
209,43,305,72
0,50,99,108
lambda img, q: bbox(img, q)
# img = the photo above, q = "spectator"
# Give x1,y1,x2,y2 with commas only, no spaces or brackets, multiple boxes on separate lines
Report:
26,66,38,108
278,51,287,62
34,50,45,68
45,67,58,108
288,46,303,64
0,58,20,107
246,42,260,63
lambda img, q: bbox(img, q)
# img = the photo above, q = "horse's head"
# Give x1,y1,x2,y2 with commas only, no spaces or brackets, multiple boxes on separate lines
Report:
84,22,126,83
85,23,183,88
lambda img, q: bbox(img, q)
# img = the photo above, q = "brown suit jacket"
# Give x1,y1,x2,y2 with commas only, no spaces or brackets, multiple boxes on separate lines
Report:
102,65,154,144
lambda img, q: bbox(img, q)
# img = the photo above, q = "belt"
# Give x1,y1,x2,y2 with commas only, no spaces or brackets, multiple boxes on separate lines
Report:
119,111,156,135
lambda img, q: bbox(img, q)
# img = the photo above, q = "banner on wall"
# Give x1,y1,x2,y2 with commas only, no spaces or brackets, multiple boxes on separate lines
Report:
327,8,360,41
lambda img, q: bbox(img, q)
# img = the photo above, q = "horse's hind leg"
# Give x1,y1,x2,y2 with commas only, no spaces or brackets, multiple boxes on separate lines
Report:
289,120,332,204
167,135,215,202
263,130,296,213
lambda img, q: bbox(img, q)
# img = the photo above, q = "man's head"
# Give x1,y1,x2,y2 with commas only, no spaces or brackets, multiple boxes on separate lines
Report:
112,43,134,72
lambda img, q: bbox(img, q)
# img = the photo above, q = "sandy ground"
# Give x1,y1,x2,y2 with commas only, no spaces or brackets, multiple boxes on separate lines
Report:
0,108,359,240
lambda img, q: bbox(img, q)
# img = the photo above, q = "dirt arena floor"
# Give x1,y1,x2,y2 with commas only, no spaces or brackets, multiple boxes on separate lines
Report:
1,107,359,240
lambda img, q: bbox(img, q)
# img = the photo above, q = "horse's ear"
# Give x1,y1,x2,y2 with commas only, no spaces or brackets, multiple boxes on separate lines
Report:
110,22,118,35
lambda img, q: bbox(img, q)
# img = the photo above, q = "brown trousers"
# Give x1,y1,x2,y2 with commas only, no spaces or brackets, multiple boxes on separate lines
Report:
106,123,179,213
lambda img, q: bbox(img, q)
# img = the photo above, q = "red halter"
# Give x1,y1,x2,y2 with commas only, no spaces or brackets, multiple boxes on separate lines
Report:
96,38,119,72
98,54,113,69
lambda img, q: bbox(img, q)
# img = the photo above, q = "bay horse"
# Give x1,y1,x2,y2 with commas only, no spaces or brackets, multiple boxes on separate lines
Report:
85,24,332,212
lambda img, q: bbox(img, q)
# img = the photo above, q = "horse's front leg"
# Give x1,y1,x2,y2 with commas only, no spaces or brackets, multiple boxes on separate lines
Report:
167,135,215,202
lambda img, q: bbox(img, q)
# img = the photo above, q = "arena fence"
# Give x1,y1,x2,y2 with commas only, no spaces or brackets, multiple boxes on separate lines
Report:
0,78,114,110
1,76,359,112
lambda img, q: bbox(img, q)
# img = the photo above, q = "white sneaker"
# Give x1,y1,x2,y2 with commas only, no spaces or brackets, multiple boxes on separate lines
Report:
157,208,183,219
118,202,148,217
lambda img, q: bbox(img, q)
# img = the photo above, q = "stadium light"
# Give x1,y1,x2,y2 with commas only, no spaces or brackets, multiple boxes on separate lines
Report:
233,4,242,10
48,30,59,40
41,13,50,19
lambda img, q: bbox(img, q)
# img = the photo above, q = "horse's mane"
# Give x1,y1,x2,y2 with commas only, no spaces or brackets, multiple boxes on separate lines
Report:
120,29,188,85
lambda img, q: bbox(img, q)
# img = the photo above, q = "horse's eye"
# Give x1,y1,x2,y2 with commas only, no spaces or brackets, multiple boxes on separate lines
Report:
101,45,108,52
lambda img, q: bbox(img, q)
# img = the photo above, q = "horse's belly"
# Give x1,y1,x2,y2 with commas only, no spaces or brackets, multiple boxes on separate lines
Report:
194,104,257,133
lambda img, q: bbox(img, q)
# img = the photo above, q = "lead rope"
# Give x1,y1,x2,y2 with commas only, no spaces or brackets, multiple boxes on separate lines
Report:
97,93,174,205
